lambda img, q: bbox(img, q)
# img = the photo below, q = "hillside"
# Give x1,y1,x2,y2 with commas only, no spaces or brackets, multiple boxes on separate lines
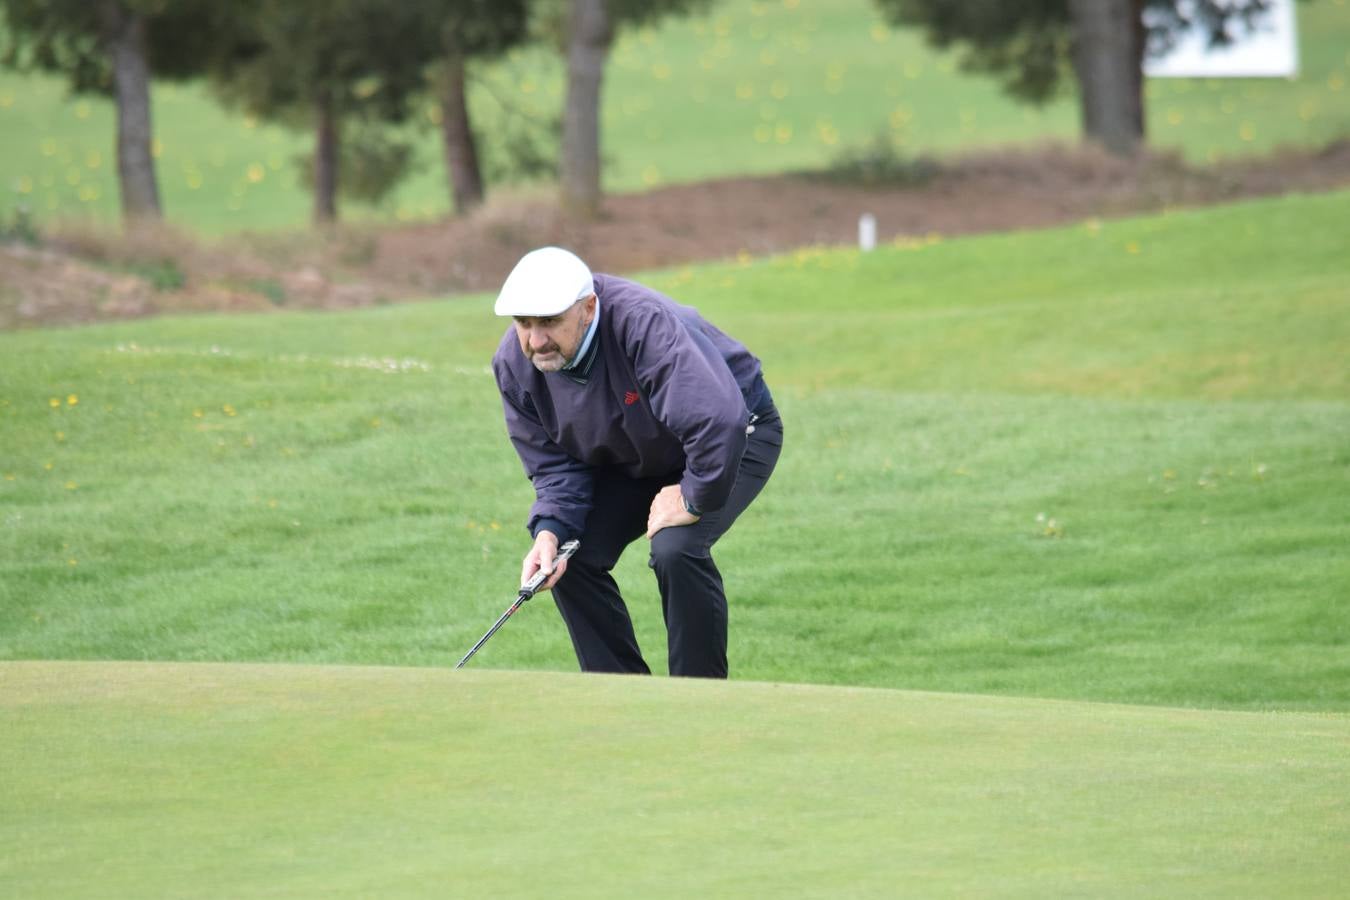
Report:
4,139,1350,330
3,189,1347,708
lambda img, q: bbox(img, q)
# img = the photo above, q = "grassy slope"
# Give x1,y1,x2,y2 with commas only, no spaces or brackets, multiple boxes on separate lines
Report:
2,661,1347,898
1,0,1348,232
2,189,1347,709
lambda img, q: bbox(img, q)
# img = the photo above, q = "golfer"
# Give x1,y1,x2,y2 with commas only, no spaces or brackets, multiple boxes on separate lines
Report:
491,246,782,678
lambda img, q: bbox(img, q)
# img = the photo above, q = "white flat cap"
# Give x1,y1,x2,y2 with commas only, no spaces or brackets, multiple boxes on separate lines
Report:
494,246,595,317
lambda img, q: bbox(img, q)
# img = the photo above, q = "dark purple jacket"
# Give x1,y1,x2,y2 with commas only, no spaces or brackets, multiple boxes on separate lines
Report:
493,274,770,543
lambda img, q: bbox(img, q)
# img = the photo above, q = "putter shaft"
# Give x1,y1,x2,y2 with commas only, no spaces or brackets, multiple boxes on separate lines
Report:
455,539,580,669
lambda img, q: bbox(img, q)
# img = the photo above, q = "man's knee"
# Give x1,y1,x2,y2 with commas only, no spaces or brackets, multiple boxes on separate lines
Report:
647,526,705,572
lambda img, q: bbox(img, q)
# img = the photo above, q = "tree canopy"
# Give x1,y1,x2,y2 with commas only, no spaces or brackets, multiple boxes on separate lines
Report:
873,0,1279,104
0,0,241,93
1,0,257,222
871,0,1285,155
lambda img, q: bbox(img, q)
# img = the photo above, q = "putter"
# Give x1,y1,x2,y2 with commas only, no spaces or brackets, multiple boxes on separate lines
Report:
455,539,580,669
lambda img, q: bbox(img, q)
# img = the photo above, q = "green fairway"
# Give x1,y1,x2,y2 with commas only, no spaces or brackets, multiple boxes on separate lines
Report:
2,661,1347,898
1,0,1348,232
2,189,1347,710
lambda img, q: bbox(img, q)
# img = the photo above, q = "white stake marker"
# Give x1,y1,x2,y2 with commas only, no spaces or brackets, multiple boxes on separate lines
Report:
859,213,877,252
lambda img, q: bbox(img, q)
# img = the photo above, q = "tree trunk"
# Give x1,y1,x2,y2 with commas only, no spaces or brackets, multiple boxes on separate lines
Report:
100,1,162,224
439,54,484,215
313,89,339,225
1130,0,1147,139
1068,0,1145,156
560,0,613,219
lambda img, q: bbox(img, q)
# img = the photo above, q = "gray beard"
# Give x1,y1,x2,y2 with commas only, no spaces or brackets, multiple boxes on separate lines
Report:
530,354,568,373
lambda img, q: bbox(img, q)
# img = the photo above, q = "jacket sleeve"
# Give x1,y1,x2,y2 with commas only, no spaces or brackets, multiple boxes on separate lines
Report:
494,361,594,543
627,306,748,515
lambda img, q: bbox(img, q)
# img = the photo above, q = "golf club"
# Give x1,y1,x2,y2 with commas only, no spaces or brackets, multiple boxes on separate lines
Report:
455,539,580,669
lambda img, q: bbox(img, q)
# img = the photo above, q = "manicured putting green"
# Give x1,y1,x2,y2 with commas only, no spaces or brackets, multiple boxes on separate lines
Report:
3,661,1346,897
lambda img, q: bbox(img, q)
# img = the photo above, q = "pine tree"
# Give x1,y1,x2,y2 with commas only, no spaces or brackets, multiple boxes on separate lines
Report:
871,0,1285,156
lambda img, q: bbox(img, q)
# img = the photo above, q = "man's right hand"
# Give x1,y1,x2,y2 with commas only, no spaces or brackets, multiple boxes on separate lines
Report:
521,530,568,592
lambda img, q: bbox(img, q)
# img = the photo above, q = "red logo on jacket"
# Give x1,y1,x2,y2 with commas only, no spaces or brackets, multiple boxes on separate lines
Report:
624,390,640,406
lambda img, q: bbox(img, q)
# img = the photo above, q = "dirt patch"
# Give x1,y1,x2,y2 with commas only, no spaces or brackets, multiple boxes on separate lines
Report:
4,140,1349,330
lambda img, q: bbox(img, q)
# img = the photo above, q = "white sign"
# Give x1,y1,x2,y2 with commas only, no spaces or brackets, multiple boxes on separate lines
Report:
1145,0,1299,78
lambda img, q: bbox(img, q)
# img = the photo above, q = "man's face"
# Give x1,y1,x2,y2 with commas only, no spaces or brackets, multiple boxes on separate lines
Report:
513,295,596,373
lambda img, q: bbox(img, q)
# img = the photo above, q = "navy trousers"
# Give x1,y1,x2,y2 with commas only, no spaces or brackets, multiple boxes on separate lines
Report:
550,409,783,678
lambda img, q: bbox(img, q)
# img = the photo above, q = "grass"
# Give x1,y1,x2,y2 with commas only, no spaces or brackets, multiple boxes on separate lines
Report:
2,661,1348,897
2,189,1347,711
2,184,1347,898
1,0,1348,232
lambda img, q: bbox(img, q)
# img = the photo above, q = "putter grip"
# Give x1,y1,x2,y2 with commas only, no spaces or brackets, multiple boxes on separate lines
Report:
520,539,580,598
